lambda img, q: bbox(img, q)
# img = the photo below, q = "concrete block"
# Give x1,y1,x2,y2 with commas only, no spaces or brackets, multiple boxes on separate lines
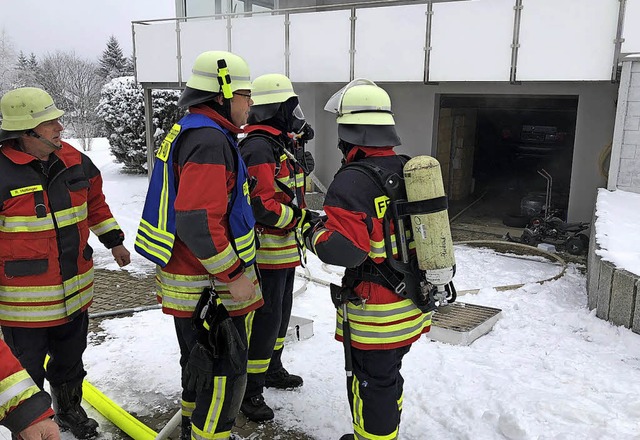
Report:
623,129,640,145
631,62,640,73
621,144,637,159
628,87,640,102
624,117,640,132
628,101,640,117
596,262,614,320
587,252,601,311
609,269,638,328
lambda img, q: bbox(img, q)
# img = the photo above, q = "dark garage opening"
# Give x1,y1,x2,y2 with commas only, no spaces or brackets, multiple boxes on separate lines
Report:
436,94,578,233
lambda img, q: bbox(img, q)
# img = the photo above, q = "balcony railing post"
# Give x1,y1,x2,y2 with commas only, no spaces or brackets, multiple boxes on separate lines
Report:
509,0,523,84
612,0,627,83
424,2,433,83
350,7,357,81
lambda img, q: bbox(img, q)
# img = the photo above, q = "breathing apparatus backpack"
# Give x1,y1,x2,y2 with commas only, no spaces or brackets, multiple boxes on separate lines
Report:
340,155,457,313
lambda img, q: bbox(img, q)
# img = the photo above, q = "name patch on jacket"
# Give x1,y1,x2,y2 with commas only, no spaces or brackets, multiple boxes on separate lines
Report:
10,185,43,197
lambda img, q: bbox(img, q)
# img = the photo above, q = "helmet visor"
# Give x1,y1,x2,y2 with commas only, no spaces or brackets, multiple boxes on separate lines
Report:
324,78,378,116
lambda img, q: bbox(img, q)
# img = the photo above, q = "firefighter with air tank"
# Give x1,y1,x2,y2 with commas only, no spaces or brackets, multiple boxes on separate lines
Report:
302,79,456,440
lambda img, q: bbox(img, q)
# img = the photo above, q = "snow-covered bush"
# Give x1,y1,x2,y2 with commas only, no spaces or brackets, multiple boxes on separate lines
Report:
96,76,184,174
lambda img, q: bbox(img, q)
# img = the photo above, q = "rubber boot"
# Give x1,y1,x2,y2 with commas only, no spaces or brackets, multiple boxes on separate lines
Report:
264,367,303,390
50,381,99,439
180,416,191,440
240,394,274,422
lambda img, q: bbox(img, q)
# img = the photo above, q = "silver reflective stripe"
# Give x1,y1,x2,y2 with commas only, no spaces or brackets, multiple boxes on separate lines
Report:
30,105,59,119
347,302,417,319
0,375,36,408
0,287,64,299
341,104,391,112
157,271,209,289
204,376,226,433
0,215,54,229
339,314,430,340
192,68,250,83
252,88,294,96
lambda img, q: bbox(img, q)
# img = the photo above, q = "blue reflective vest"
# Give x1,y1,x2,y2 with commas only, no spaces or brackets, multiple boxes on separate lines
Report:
135,113,256,267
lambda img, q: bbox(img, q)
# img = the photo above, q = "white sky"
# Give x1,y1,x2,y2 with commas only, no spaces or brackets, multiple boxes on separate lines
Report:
0,0,175,60
2,140,640,440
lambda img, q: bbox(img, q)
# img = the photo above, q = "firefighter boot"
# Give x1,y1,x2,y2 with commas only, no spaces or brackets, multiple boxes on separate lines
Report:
180,416,191,440
50,381,99,439
240,394,274,422
264,367,303,390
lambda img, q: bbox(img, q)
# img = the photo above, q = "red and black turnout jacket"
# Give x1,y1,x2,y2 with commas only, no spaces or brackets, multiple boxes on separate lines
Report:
240,125,306,270
307,146,432,350
0,141,123,328
155,106,263,317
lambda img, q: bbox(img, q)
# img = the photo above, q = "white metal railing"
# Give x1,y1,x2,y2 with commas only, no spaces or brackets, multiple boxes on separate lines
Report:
133,0,635,86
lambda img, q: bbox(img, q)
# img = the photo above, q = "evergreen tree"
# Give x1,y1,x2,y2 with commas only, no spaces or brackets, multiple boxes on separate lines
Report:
98,35,130,79
16,51,28,70
96,76,184,173
27,53,38,70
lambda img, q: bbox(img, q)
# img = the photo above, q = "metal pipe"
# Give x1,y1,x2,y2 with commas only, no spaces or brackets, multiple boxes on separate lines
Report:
143,87,155,178
509,0,523,84
424,2,433,83
611,0,627,82
89,304,161,320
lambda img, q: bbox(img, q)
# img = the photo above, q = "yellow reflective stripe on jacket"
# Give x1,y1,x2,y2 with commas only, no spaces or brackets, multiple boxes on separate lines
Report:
233,228,256,264
135,219,175,264
0,213,55,232
256,232,300,266
158,160,171,230
200,244,239,275
157,265,262,314
54,202,88,228
0,272,93,323
273,205,295,229
90,217,120,236
294,172,305,187
337,302,431,346
369,233,416,259
0,370,40,421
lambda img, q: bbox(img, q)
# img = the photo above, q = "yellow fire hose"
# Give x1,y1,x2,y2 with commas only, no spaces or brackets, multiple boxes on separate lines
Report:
45,355,158,440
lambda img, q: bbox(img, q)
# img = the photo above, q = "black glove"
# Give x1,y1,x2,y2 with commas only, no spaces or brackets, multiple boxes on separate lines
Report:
302,214,326,251
295,149,315,173
184,342,215,393
300,124,314,141
214,317,246,373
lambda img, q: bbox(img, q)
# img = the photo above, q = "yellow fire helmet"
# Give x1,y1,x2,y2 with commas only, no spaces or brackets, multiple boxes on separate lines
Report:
0,87,64,141
178,50,252,108
250,73,297,106
324,78,395,126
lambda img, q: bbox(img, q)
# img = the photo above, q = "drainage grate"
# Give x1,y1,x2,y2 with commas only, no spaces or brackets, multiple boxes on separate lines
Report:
429,302,502,346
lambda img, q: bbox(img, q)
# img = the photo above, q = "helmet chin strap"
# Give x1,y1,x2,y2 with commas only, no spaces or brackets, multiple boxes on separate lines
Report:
27,130,62,150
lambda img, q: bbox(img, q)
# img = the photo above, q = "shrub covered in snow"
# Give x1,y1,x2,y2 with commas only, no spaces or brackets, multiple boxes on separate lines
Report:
96,76,184,174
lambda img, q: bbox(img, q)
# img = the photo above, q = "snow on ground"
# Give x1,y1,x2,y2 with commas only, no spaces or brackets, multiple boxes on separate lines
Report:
595,188,640,277
4,140,640,440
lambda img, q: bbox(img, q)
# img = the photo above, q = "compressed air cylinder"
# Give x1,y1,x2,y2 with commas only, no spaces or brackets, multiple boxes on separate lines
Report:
403,155,455,286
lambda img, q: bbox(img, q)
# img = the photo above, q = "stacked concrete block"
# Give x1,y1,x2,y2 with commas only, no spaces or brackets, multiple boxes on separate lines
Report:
587,197,640,333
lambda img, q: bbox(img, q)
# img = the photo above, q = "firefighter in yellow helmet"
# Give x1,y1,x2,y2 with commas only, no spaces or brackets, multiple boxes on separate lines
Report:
302,80,433,440
134,51,262,440
238,73,316,422
0,87,131,439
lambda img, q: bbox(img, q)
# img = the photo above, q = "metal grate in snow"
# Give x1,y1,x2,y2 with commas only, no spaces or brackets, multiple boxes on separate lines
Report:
429,302,502,346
